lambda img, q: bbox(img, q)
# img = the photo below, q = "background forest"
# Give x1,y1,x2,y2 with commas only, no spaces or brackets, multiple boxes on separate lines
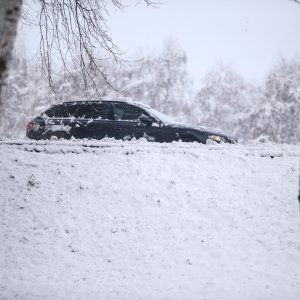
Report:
1,41,299,143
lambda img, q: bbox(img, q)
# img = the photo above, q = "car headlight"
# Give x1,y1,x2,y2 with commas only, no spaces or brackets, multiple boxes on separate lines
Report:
208,135,226,143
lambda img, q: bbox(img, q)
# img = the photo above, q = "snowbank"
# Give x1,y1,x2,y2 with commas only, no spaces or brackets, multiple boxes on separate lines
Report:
1,139,300,299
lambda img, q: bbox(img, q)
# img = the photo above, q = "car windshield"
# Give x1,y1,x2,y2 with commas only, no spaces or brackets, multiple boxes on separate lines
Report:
146,108,177,124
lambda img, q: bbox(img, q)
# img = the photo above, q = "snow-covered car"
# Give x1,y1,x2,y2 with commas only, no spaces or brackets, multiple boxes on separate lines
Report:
26,97,236,144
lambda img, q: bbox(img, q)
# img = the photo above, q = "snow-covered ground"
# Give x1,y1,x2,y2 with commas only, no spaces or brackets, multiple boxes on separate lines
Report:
1,138,300,300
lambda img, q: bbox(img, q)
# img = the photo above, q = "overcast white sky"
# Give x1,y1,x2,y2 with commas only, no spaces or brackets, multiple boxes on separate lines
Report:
19,0,300,84
108,0,300,83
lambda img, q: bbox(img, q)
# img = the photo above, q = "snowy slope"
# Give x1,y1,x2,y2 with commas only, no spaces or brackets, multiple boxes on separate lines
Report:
1,139,300,300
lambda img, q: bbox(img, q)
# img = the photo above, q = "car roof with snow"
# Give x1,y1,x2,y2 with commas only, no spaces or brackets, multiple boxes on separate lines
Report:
62,97,151,109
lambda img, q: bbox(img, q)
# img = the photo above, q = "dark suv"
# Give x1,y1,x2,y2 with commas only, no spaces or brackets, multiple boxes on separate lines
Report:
26,98,236,144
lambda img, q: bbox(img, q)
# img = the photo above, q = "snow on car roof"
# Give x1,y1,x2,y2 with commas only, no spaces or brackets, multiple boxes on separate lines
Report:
62,97,151,109
63,97,133,104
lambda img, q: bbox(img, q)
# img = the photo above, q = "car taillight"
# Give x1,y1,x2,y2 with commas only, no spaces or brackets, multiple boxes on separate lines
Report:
26,122,34,129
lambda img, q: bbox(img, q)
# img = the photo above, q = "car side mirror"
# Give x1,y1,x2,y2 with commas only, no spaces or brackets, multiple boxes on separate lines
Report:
139,114,153,126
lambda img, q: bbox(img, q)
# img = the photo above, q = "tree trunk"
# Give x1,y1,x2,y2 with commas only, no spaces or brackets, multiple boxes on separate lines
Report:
0,0,22,115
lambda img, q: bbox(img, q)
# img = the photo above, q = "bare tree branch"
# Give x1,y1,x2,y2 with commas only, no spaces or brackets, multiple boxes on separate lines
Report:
21,0,158,100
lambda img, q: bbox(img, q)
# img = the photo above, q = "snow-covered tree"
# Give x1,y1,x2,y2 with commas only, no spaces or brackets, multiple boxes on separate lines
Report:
192,64,258,139
250,57,300,143
109,40,194,122
0,52,51,137
2,44,299,144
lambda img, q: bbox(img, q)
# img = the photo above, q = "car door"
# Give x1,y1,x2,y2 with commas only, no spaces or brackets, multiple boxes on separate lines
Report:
111,102,175,142
43,104,80,137
110,102,145,140
71,103,115,139
143,123,178,143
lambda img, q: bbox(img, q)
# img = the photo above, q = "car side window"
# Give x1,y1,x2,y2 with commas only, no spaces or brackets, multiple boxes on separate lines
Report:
74,103,113,120
113,103,148,121
44,105,77,118
65,104,80,117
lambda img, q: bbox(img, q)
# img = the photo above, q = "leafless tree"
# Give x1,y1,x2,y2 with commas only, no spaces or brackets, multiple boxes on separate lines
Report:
27,0,158,98
0,0,157,114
